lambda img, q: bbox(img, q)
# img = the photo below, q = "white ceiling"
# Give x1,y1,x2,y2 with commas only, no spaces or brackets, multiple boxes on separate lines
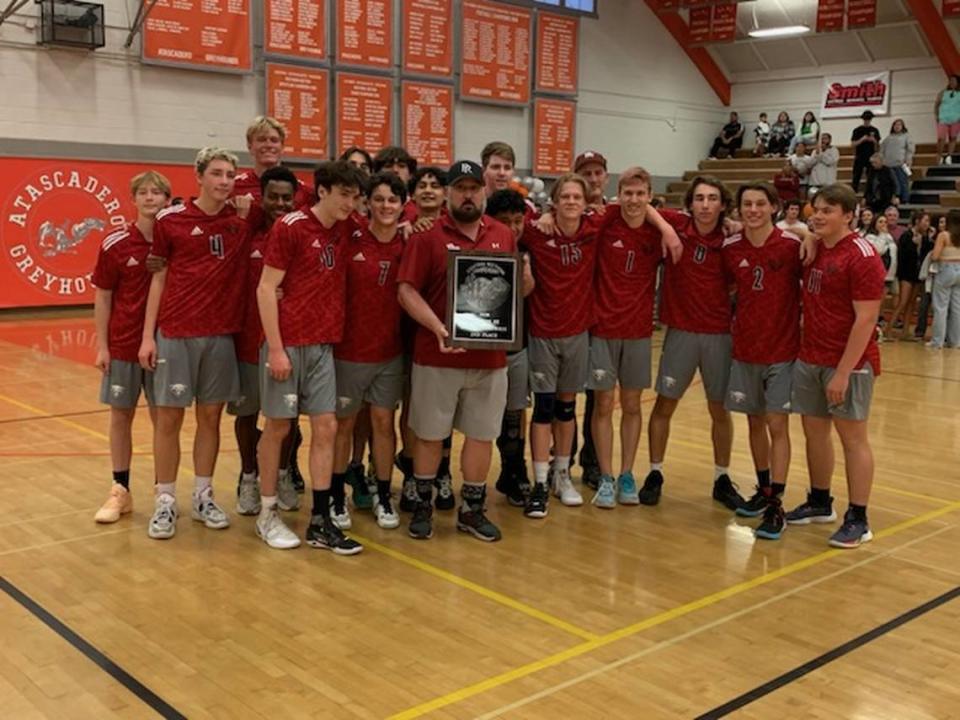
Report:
701,0,950,78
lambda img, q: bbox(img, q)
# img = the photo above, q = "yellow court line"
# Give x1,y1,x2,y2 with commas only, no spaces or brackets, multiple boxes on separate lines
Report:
0,393,109,442
474,522,958,720
351,534,598,642
387,499,960,720
0,525,138,557
2,391,598,643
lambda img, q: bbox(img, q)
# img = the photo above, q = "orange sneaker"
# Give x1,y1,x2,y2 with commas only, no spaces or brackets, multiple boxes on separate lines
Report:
95,484,133,523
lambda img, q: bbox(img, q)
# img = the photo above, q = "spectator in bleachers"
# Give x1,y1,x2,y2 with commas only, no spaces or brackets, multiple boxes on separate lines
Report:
753,112,771,156
865,153,898,214
776,198,811,241
865,215,898,289
928,209,960,347
890,210,934,338
851,111,881,192
884,205,905,241
767,112,795,156
773,162,801,202
709,112,744,158
788,141,814,195
880,119,914,203
935,75,960,164
789,111,820,153
807,133,839,193
856,208,875,237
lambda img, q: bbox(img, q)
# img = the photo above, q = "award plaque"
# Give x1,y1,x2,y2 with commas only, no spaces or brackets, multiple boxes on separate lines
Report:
445,251,523,351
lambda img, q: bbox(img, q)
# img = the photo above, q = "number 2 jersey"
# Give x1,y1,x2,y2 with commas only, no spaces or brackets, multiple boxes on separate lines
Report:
335,225,406,363
721,227,802,365
152,202,248,339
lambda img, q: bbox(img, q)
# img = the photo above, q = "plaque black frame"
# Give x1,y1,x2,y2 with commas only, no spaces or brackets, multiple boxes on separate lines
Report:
445,251,523,351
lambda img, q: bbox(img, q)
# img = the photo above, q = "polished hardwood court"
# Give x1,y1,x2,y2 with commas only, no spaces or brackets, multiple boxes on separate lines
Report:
0,313,958,720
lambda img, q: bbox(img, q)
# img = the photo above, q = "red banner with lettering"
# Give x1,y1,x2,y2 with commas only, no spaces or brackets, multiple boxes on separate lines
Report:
460,0,532,105
532,98,576,177
401,82,454,167
710,3,737,42
535,12,578,94
142,0,252,72
0,159,201,308
688,6,711,44
266,64,330,161
264,0,327,60
944,0,960,16
336,0,393,68
816,0,845,31
401,0,453,77
336,72,394,156
846,0,875,28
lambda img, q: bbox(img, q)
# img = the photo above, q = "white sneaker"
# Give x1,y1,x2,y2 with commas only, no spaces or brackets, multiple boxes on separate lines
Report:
192,488,230,529
374,495,400,529
330,504,352,530
277,471,301,511
552,468,583,506
148,493,178,539
236,474,261,515
255,509,301,549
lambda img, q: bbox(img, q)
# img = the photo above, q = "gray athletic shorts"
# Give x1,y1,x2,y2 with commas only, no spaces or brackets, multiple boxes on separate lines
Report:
152,331,239,407
260,343,336,419
506,349,530,411
99,359,154,409
655,328,732,403
409,363,508,441
335,355,405,418
791,360,875,421
227,361,260,417
724,360,794,416
587,336,653,392
529,332,589,394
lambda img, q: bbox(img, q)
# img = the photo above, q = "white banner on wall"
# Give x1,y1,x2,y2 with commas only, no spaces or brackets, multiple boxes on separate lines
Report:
820,71,890,118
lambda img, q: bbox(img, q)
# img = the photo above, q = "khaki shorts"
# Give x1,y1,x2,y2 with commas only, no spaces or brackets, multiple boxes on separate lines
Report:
791,360,875,421
655,328,732,403
529,332,589,394
725,360,794,416
506,349,530,412
588,336,652,392
409,363,508,441
99,359,154,409
152,331,239,407
227,361,260,417
260,343,336,419
335,355,405,418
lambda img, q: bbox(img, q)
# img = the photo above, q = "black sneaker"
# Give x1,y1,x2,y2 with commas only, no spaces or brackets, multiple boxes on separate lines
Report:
755,498,786,540
305,516,363,555
639,470,664,506
736,486,771,517
523,482,549,518
435,472,456,511
495,465,526,507
408,502,434,539
713,474,745,511
785,493,837,525
457,505,502,542
581,463,602,491
828,509,873,548
399,476,418,513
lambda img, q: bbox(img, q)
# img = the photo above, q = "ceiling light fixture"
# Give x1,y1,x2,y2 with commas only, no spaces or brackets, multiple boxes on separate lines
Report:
748,25,811,38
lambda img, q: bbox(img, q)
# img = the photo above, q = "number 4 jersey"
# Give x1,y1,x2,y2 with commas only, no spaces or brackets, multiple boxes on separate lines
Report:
335,226,406,363
721,227,802,365
152,201,248,339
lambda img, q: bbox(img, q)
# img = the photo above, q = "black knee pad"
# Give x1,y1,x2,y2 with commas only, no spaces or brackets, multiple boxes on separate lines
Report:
532,393,556,424
554,399,576,422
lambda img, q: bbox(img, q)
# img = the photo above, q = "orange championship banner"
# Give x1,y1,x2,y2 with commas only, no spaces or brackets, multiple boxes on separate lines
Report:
532,98,576,177
264,0,327,60
401,0,453,77
401,81,454,167
336,72,394,156
461,0,532,106
535,11,578,94
0,158,200,309
142,0,252,72
266,64,331,161
336,0,393,69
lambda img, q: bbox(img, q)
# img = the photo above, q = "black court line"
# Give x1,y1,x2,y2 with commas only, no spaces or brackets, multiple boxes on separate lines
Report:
0,576,187,719
883,369,960,384
0,405,148,425
694,585,960,719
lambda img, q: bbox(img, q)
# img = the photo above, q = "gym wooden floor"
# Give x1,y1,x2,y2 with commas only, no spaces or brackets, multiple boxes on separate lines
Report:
1,313,958,720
